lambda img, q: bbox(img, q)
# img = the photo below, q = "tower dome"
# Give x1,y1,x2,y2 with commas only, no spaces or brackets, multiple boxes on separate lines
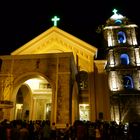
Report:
104,9,137,28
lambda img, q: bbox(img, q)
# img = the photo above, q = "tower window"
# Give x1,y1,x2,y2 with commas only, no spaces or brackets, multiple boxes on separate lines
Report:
120,54,130,65
117,31,126,44
115,19,122,25
123,76,134,89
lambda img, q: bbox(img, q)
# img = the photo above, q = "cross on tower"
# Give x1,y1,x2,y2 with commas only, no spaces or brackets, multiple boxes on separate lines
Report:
51,16,60,26
112,9,118,15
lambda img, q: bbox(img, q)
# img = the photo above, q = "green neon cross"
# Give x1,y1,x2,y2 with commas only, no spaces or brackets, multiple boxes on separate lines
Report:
51,16,60,26
112,9,118,15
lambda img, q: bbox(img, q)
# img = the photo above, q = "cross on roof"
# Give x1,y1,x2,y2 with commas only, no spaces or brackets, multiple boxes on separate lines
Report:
112,9,118,15
51,16,60,26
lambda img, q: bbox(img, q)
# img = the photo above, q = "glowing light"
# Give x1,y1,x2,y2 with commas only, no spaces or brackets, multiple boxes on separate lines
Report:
25,78,42,89
107,31,113,46
112,81,118,91
79,104,89,121
115,19,122,25
110,9,124,20
112,9,118,15
51,16,60,26
135,48,140,66
16,104,23,109
109,71,118,91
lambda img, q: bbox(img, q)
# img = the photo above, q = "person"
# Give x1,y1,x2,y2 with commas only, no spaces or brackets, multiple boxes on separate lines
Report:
19,122,29,140
11,120,21,140
41,120,51,140
64,123,70,140
69,124,76,140
6,121,12,140
88,122,95,140
0,120,7,140
76,121,85,140
51,122,57,140
95,125,101,140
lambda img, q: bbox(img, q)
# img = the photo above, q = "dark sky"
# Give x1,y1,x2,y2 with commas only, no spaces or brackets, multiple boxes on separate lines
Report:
1,0,140,58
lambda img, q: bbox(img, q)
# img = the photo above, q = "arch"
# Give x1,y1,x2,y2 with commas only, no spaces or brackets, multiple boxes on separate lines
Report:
13,72,54,88
120,53,130,65
117,31,126,44
123,75,134,89
12,72,55,103
15,84,31,120
10,72,55,121
115,19,122,25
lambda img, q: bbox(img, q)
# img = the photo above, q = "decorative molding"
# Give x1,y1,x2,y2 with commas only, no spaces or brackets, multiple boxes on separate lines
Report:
12,27,97,60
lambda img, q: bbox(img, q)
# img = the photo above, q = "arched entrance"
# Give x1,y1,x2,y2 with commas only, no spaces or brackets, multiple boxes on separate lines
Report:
0,53,78,127
14,76,52,121
15,84,31,121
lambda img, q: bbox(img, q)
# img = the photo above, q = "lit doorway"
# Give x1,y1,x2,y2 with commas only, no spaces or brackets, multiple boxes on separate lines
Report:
15,85,30,121
15,77,52,121
79,104,90,121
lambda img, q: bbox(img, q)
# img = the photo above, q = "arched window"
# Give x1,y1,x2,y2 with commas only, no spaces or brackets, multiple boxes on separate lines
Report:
115,19,122,25
123,76,134,89
120,54,130,65
118,31,126,44
77,71,88,90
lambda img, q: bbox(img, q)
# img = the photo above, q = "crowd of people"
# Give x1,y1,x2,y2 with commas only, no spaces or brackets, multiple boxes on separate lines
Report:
0,119,140,140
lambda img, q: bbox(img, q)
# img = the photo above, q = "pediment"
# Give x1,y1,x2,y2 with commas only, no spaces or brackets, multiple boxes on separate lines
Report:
13,26,97,60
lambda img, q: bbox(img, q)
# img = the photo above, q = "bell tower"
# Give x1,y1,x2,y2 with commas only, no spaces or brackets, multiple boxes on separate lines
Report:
103,9,140,123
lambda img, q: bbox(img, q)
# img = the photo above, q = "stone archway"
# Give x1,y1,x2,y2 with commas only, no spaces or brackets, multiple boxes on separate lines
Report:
11,74,54,122
15,84,31,121
0,53,77,128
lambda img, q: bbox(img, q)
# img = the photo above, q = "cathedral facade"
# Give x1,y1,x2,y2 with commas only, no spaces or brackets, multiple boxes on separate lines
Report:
0,10,140,128
0,26,109,128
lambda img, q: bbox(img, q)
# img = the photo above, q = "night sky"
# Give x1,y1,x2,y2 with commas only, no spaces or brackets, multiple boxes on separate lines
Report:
1,0,140,58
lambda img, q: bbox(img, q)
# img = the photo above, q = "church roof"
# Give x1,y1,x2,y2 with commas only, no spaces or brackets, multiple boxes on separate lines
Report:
12,26,97,58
